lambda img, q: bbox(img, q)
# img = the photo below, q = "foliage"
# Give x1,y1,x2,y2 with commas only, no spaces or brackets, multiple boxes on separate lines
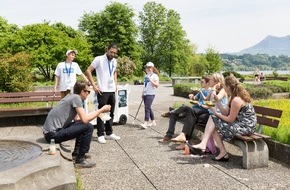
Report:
223,71,245,82
263,80,290,92
173,83,200,98
139,2,193,77
0,16,19,54
79,2,142,73
116,56,136,80
188,53,208,76
243,84,273,99
138,1,166,68
0,22,92,81
204,47,223,74
0,52,33,92
272,70,279,77
221,53,290,71
253,99,290,145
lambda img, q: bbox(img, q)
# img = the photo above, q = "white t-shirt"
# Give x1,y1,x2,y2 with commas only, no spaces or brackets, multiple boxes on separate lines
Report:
90,54,117,92
143,73,159,95
54,62,82,91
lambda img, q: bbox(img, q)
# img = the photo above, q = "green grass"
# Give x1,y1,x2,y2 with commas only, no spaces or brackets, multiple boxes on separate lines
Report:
0,102,53,108
75,169,85,190
253,99,290,145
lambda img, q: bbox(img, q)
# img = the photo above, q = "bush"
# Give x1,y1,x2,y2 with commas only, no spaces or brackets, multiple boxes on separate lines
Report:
223,71,245,82
263,80,290,92
0,53,33,92
173,83,199,98
243,84,273,99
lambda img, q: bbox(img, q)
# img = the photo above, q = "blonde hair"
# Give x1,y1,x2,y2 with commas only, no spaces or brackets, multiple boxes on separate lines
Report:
225,76,251,104
212,73,225,92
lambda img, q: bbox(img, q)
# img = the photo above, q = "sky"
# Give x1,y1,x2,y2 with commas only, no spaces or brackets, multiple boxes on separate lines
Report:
1,0,290,53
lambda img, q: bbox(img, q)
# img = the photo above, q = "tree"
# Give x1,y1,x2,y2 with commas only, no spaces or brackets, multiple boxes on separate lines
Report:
204,47,223,74
116,56,136,81
0,16,19,55
79,2,141,73
157,10,193,77
138,2,167,68
2,22,92,81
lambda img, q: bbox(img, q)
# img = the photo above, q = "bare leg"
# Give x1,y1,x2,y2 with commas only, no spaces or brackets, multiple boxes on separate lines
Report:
192,116,216,150
212,129,228,159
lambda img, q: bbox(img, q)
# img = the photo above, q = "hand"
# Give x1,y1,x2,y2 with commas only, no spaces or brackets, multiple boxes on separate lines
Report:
93,85,102,95
209,106,217,114
213,94,219,102
101,105,111,112
188,94,194,99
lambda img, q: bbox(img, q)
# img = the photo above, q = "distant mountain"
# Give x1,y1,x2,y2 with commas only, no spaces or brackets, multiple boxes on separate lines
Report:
237,35,290,56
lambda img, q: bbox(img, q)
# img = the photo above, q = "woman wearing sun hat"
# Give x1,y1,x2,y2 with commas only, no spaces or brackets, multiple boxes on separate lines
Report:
141,62,159,129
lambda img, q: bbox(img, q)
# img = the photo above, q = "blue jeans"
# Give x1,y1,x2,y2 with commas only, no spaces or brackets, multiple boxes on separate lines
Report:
143,95,155,121
44,121,94,158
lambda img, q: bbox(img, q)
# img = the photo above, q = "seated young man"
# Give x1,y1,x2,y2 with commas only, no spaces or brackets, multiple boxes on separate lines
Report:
159,76,211,144
42,81,110,168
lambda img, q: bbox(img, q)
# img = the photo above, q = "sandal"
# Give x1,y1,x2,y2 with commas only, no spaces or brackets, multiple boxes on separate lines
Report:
186,142,206,155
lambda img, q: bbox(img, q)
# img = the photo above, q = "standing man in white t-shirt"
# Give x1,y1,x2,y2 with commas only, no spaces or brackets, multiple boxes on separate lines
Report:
86,43,121,144
54,50,89,98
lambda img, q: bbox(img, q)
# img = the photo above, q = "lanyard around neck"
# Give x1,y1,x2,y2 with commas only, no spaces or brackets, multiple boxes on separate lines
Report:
108,60,114,77
64,62,72,77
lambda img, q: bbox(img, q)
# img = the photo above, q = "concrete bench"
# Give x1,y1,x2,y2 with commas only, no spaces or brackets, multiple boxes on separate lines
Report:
0,91,61,118
191,105,283,169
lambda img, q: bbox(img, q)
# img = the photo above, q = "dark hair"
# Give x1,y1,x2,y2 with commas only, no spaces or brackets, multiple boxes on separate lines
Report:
108,43,118,50
202,76,210,83
73,81,87,95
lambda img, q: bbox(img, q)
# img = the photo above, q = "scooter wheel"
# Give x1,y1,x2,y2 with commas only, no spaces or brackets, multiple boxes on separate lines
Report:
119,114,127,125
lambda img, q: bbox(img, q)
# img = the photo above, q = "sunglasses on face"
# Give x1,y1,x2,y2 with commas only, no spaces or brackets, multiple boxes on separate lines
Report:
84,90,91,93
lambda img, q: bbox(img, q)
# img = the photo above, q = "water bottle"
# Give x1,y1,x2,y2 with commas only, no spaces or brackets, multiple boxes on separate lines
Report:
49,139,56,155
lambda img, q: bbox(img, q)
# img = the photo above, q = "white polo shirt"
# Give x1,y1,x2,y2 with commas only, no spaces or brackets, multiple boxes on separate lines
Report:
90,54,117,92
54,62,82,91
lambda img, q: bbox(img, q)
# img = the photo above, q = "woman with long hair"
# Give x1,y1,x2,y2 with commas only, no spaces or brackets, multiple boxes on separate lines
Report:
141,62,159,129
191,76,257,161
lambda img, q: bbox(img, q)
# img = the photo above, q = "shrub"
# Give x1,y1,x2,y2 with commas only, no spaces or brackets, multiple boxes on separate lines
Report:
0,53,33,92
223,71,245,82
173,83,200,98
243,84,273,99
263,80,290,92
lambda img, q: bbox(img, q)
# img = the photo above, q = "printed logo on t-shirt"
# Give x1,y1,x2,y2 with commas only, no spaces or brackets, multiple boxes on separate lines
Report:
62,68,75,74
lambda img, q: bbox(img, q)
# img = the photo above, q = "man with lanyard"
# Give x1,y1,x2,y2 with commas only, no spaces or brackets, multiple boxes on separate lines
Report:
54,50,89,98
86,43,120,144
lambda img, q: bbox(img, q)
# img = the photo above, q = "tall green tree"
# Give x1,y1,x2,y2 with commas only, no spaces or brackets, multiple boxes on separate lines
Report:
204,47,223,74
0,16,19,55
157,10,193,77
138,1,167,68
1,22,92,81
79,2,141,72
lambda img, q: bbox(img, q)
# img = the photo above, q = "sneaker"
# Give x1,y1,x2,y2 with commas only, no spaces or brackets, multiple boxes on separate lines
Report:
140,123,147,129
72,153,91,161
98,136,106,144
75,158,96,168
158,136,172,143
105,134,121,140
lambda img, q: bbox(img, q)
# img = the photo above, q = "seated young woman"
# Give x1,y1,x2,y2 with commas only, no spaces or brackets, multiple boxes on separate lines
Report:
158,76,211,143
191,76,257,162
171,73,228,151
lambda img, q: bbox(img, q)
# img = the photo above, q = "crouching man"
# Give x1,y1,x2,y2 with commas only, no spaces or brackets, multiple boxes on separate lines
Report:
43,81,111,168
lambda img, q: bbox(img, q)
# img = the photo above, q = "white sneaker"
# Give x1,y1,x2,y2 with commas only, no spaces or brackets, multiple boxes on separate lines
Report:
105,134,121,140
141,122,148,129
147,121,156,127
98,136,106,144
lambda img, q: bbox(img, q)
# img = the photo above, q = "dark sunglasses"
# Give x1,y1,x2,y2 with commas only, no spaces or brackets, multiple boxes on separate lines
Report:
84,90,91,93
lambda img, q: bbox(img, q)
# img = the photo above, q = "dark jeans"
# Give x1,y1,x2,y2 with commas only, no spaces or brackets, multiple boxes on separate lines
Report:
143,95,155,121
165,105,209,140
44,121,94,158
97,92,115,137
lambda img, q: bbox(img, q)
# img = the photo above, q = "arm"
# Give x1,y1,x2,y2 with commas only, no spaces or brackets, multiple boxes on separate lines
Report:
80,73,90,84
75,105,111,123
114,71,118,92
53,75,60,93
85,65,102,94
212,97,243,123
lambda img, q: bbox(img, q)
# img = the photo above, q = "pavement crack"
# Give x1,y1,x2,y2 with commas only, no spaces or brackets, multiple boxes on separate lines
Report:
115,140,158,190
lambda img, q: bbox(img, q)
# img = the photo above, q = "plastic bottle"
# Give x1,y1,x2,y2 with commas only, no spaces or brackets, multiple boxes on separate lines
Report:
49,139,56,155
93,93,98,111
184,141,190,155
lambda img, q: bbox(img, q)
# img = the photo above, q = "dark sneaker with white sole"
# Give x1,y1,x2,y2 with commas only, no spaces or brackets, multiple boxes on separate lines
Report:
72,153,92,161
75,158,96,168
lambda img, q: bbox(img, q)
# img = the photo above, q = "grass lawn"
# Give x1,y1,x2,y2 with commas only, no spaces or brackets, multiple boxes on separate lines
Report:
253,99,290,145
